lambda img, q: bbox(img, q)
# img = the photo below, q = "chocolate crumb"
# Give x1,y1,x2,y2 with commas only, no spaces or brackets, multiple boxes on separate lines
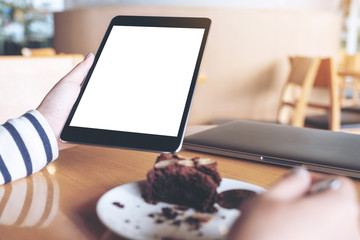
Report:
172,220,181,226
191,214,212,223
185,216,201,231
162,207,178,220
184,214,212,231
125,219,130,223
148,213,155,218
156,219,164,224
113,202,125,208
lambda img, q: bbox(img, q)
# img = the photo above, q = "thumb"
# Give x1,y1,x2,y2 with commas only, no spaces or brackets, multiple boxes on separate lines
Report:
265,167,311,202
61,53,94,85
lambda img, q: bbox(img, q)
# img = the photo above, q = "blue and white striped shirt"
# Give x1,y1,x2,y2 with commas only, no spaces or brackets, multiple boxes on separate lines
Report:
0,110,58,185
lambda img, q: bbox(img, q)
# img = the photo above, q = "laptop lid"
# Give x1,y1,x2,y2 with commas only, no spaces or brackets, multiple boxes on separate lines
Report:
183,120,360,178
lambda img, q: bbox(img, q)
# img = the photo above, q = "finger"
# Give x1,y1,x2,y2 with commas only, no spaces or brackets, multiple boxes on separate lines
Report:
301,177,359,226
308,177,357,202
308,171,332,184
265,167,311,202
61,53,94,85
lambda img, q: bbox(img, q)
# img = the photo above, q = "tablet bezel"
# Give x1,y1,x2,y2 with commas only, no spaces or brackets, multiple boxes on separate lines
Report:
60,15,211,153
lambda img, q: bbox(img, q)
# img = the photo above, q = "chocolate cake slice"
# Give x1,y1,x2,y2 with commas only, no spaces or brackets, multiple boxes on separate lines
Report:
144,153,221,212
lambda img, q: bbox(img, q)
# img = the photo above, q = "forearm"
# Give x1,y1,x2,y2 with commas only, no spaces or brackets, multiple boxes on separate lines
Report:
0,110,58,184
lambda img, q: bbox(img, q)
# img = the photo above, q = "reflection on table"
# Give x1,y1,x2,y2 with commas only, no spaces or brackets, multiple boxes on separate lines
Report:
0,168,59,228
0,139,359,239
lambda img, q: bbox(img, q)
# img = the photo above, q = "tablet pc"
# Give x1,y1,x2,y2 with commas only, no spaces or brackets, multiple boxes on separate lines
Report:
60,15,211,153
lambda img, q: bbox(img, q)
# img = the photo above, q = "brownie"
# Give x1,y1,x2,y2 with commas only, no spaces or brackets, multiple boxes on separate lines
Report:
144,153,221,212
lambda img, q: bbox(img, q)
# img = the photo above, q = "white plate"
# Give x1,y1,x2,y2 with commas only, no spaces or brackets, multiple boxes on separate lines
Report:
96,178,265,240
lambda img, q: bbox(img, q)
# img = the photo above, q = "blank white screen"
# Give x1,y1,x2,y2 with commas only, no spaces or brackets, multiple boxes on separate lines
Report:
70,26,205,137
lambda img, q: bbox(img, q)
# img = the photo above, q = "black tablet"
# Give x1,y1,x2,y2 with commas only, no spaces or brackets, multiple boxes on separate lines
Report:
60,15,211,153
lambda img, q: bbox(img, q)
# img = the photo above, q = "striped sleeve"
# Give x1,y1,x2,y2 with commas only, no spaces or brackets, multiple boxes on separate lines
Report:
0,110,58,185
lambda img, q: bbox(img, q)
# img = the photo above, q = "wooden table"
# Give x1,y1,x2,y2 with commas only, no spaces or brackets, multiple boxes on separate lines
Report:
1,127,359,239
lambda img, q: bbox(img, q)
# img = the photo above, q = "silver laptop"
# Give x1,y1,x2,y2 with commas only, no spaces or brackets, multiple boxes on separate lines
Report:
183,120,360,178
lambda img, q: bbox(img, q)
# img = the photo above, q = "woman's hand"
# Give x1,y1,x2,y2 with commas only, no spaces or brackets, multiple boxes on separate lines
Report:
227,168,360,240
37,53,94,150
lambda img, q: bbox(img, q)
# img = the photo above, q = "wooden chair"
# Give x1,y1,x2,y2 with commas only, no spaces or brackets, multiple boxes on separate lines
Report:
338,50,360,106
0,54,83,124
337,50,360,105
277,56,341,131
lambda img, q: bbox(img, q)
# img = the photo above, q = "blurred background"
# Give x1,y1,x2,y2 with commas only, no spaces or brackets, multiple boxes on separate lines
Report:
0,0,62,55
0,0,354,55
3,0,360,131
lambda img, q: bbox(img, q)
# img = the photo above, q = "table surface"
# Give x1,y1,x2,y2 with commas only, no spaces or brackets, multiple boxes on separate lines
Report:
1,127,359,240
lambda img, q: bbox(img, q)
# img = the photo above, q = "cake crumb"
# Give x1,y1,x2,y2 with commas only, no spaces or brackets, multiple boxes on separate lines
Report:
162,207,178,220
161,237,184,240
113,202,125,208
172,220,181,226
156,219,164,224
184,214,212,231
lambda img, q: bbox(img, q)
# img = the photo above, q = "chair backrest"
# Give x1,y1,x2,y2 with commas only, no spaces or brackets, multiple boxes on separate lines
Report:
338,50,360,73
277,56,340,131
0,54,83,124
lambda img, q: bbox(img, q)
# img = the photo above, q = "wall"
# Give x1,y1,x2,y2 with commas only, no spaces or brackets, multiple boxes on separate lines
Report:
0,55,83,124
53,7,342,124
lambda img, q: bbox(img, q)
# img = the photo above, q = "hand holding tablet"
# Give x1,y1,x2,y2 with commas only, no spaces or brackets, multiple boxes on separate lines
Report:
60,16,211,153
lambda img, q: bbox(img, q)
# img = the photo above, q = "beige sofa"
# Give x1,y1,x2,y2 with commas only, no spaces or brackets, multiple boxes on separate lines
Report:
54,6,341,124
